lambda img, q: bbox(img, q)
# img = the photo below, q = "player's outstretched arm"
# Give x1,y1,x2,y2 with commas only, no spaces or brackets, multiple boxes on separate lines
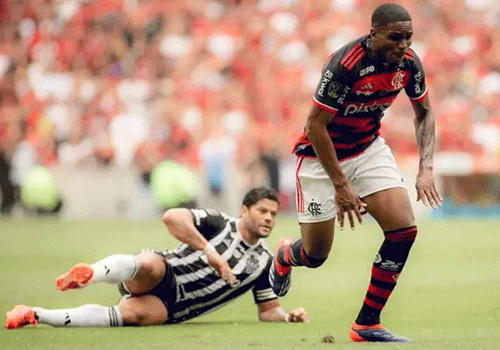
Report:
162,208,235,285
257,299,310,323
307,106,366,229
412,96,443,208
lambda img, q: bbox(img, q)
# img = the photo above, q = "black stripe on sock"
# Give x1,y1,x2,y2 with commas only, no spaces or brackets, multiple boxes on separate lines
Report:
108,307,118,327
366,292,388,306
370,278,396,291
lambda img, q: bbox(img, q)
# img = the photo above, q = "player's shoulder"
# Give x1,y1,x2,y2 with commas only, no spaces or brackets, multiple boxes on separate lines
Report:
190,208,232,224
327,35,370,72
402,48,424,68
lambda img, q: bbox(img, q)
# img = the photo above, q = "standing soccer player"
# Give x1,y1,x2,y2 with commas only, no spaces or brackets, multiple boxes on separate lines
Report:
269,3,442,342
6,187,309,329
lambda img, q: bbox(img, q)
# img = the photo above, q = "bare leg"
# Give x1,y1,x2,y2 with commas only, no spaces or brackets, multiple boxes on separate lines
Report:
123,252,166,295
118,294,168,326
299,218,336,259
363,187,415,231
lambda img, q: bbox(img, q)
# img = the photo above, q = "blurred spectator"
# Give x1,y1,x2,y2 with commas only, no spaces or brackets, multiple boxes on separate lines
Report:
1,0,500,213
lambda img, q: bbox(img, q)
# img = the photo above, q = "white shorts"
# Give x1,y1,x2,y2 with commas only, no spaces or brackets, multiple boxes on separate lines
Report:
295,137,406,223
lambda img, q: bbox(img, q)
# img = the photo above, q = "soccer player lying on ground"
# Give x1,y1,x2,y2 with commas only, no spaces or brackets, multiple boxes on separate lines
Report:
5,187,310,329
269,3,442,343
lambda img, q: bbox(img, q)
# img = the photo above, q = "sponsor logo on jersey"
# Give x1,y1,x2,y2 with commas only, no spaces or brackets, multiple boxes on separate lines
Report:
359,65,375,77
336,85,351,104
317,70,334,97
355,82,374,96
414,71,423,94
327,82,343,98
343,100,392,116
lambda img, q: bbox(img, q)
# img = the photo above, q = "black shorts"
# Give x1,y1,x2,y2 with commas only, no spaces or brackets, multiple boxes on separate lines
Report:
118,251,177,318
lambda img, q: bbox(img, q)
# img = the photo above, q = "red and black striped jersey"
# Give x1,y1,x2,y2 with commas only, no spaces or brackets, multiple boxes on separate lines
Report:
293,35,428,160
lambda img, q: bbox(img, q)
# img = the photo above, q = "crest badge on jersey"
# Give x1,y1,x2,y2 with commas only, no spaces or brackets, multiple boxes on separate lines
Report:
391,71,405,89
243,254,259,274
327,82,343,98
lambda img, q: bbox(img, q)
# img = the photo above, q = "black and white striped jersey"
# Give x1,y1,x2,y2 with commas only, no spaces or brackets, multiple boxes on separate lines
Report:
158,208,278,323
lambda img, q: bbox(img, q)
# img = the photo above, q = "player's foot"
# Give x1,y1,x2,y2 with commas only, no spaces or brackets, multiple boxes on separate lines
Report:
349,322,411,342
5,305,38,329
269,237,294,297
55,263,94,291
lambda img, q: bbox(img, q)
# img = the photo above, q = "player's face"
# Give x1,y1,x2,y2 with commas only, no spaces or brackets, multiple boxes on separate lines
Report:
243,199,279,239
370,21,413,64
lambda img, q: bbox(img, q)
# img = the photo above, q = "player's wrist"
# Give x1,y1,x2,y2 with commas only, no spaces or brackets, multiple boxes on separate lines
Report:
284,313,291,322
332,178,349,189
201,242,216,255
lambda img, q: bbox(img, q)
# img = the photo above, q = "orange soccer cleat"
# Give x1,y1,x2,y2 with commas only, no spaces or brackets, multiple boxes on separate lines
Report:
5,305,38,329
55,263,94,291
349,322,411,342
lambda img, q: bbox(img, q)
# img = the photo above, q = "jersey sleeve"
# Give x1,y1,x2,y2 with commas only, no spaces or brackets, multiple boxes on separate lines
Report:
313,53,353,114
189,208,227,241
404,50,428,102
252,258,278,304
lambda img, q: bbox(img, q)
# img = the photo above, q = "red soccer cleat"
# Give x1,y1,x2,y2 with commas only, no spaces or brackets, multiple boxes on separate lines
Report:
5,305,38,330
269,237,294,297
55,263,94,291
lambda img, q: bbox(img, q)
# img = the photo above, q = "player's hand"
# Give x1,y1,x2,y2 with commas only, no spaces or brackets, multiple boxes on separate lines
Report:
206,250,236,286
416,167,442,208
287,307,310,323
335,183,367,230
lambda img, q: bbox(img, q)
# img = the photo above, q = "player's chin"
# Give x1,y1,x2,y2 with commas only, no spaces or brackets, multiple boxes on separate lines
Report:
388,52,404,64
258,226,272,237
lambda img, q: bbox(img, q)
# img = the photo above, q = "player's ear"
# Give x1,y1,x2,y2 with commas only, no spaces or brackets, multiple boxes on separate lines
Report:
241,205,249,217
369,28,376,39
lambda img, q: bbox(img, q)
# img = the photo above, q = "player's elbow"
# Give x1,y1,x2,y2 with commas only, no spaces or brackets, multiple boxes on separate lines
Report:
162,209,178,227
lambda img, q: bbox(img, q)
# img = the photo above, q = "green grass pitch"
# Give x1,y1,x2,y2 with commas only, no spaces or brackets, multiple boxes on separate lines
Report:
1,216,499,349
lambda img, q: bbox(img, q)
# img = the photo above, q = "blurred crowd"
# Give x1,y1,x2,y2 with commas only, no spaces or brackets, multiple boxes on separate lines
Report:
1,0,500,209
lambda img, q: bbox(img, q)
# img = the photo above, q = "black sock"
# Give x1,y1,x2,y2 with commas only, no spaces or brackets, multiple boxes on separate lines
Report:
278,239,326,268
356,226,417,326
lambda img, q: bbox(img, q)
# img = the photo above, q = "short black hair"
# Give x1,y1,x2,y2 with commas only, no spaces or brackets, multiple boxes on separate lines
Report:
371,3,411,28
242,187,279,208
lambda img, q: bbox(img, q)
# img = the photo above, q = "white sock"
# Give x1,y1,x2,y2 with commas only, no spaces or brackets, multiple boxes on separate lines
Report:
33,305,123,327
91,255,140,284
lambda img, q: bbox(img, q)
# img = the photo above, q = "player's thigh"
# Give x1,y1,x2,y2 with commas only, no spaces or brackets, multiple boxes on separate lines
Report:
125,251,166,295
296,157,337,223
300,218,336,259
118,294,168,326
362,187,415,231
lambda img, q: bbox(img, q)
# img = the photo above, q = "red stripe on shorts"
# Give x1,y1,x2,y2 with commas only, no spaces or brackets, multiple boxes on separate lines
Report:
295,157,305,213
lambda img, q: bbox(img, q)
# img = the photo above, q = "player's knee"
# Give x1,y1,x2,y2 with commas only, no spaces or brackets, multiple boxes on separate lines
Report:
119,298,143,325
304,255,327,268
135,252,166,280
118,296,167,326
301,248,327,268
